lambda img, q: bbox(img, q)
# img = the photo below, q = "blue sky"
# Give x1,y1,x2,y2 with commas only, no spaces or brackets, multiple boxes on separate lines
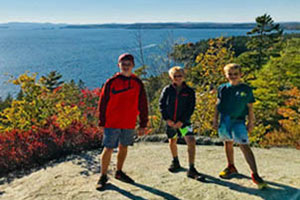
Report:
0,0,299,24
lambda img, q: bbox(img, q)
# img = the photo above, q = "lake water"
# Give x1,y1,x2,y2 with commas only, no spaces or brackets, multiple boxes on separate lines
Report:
0,28,299,97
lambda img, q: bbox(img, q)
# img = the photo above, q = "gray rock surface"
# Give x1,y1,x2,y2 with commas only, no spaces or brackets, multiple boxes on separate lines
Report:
0,143,299,200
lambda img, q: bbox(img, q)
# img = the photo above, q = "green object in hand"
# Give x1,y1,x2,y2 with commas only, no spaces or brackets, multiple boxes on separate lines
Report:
179,125,192,136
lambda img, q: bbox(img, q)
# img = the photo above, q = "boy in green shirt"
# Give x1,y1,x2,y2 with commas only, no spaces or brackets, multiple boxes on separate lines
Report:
213,63,267,189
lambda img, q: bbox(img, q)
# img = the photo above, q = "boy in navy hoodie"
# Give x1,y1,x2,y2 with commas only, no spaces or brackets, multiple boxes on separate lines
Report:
159,66,204,180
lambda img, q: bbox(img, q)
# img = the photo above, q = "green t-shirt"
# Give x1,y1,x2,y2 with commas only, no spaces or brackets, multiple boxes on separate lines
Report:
217,83,255,120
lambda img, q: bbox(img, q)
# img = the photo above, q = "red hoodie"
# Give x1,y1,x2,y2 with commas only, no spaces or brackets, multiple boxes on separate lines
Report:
98,73,148,129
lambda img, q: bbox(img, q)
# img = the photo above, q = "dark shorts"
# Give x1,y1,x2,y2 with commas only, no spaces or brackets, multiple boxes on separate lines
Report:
103,128,135,148
166,125,194,139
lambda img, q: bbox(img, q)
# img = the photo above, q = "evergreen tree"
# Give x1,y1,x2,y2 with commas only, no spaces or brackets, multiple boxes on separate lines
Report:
251,38,300,134
246,14,283,69
41,71,64,91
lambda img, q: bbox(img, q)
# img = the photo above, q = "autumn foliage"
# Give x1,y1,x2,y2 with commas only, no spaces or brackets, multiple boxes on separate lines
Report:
0,73,102,174
261,87,300,148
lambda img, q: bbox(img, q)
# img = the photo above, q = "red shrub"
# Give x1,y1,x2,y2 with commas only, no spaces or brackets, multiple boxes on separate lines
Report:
0,119,102,175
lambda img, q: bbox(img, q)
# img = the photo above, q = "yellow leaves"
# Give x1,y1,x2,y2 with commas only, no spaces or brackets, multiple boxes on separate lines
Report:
55,103,83,129
195,53,204,63
192,90,217,136
1,72,99,132
190,37,234,87
12,79,20,85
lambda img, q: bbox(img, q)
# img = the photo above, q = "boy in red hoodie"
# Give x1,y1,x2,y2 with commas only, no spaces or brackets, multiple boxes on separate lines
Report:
96,53,148,190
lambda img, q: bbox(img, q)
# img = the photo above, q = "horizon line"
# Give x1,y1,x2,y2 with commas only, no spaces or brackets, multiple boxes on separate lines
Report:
1,21,300,25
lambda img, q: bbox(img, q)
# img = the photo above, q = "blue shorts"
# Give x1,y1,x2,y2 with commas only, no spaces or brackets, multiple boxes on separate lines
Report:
103,128,135,148
218,115,249,144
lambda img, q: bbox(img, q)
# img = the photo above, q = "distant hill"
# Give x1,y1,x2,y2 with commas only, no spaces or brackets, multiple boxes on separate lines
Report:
1,22,299,30
61,22,300,30
0,22,66,30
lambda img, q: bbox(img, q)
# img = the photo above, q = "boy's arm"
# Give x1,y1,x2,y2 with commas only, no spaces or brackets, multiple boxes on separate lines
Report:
247,86,255,133
159,87,171,121
138,81,149,128
212,98,220,130
247,103,255,133
97,81,111,128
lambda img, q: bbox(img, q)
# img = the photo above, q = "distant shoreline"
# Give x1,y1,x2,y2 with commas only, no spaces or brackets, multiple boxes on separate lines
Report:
1,22,300,30
61,22,300,30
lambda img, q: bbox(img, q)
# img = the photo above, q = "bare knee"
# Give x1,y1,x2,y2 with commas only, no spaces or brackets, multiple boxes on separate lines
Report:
102,147,114,158
185,136,196,146
225,141,234,146
169,138,177,146
118,144,128,152
239,144,252,152
103,147,114,153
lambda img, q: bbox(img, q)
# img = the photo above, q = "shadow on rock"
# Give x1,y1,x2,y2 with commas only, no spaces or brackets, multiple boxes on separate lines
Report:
197,173,300,200
133,182,181,200
0,147,104,185
97,183,147,200
97,182,181,200
72,148,103,177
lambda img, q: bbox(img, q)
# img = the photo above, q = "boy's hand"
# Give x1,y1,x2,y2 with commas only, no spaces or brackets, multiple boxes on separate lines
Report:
166,120,175,128
138,127,146,136
247,122,254,133
174,121,183,129
212,119,218,130
99,126,104,134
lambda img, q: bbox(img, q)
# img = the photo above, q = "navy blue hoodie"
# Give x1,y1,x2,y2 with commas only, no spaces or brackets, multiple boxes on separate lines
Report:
159,82,195,126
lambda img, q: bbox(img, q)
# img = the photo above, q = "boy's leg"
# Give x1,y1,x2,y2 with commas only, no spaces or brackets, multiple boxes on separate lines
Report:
97,128,120,189
166,126,181,172
231,122,256,172
168,138,181,172
184,135,196,165
97,149,111,190
218,115,235,167
117,129,135,171
239,144,257,174
219,141,238,178
101,147,114,175
240,144,266,188
100,128,120,175
225,141,235,166
114,129,135,183
116,144,128,171
184,135,205,180
232,123,267,188
218,116,238,178
169,138,178,158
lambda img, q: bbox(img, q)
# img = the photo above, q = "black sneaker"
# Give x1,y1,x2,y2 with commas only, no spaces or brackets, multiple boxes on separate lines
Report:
187,167,205,181
115,170,135,184
96,175,108,190
168,160,181,172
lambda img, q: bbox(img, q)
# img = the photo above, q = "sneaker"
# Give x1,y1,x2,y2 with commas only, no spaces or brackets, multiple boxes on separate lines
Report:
219,165,238,179
251,173,267,189
115,170,135,184
96,175,108,190
168,160,181,172
187,167,206,181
